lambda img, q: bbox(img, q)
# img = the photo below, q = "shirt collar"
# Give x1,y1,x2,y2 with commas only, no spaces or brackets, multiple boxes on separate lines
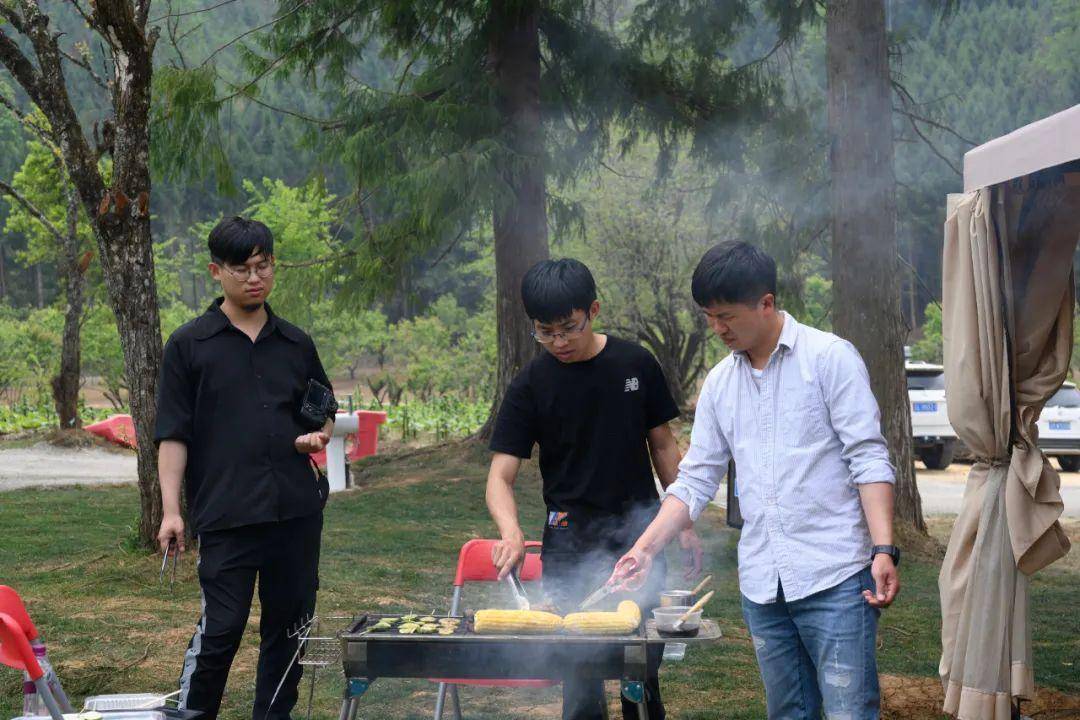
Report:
193,297,301,342
732,311,798,366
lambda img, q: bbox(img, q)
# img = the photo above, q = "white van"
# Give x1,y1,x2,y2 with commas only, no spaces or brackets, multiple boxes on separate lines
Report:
907,361,957,470
1037,381,1080,472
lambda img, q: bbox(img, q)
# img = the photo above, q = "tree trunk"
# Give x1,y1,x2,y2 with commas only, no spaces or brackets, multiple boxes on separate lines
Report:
0,240,6,300
826,0,924,532
34,263,44,308
478,0,549,438
51,188,84,430
0,1,165,547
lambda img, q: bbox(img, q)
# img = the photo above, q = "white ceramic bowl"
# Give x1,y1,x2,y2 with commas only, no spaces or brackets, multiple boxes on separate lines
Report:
652,605,702,632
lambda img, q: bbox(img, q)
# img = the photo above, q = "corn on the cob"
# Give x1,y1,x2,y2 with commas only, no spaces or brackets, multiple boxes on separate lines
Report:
562,601,642,635
474,609,564,634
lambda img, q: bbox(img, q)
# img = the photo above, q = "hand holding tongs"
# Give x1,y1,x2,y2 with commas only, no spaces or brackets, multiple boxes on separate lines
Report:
505,567,531,610
159,538,180,589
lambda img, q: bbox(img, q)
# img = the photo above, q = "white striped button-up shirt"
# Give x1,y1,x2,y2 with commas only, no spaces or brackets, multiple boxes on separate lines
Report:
666,313,895,603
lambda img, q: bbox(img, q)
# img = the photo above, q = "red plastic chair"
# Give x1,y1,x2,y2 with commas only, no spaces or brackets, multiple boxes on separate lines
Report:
0,586,73,712
0,612,65,720
0,586,39,641
431,539,557,720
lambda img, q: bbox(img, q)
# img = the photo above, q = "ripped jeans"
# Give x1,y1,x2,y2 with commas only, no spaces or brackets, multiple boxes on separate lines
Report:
741,567,880,720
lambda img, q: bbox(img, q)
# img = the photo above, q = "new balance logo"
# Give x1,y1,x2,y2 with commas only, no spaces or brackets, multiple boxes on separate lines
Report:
624,377,639,392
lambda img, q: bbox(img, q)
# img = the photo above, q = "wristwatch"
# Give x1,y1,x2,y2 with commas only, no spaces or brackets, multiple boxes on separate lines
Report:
872,545,901,567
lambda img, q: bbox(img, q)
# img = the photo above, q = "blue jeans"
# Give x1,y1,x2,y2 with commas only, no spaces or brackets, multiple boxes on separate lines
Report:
740,567,880,720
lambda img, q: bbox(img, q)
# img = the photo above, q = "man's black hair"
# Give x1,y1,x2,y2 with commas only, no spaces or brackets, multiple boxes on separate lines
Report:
520,258,597,323
691,241,777,308
208,216,274,265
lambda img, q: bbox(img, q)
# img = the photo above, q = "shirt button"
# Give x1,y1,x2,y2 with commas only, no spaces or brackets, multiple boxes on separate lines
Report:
262,403,268,409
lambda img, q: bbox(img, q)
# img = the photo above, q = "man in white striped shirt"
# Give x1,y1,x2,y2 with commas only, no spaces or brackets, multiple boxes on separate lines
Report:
611,242,900,720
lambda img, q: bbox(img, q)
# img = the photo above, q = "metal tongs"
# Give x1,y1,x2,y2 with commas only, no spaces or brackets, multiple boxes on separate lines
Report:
578,581,617,611
505,567,531,610
159,538,180,589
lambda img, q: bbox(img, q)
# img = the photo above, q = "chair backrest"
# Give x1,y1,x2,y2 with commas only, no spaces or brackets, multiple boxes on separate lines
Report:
0,611,42,679
0,586,39,642
453,539,543,587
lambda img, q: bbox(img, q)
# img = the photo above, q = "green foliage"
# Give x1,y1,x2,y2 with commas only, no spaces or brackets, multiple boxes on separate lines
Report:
792,274,832,332
242,177,339,318
374,397,490,443
2,139,92,267
319,305,392,379
386,296,495,402
150,65,234,194
911,303,943,365
80,303,128,409
0,398,113,435
0,304,61,404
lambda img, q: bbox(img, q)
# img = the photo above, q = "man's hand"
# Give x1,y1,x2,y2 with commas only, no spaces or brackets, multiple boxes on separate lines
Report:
678,528,704,581
158,514,186,555
610,546,656,592
863,554,900,608
295,431,330,454
492,534,526,581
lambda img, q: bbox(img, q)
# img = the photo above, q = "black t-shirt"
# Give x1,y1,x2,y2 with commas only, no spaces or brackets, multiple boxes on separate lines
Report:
154,298,333,534
489,336,679,513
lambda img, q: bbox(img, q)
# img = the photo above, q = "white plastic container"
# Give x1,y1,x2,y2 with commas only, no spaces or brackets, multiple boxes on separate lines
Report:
83,695,171,711
651,606,702,633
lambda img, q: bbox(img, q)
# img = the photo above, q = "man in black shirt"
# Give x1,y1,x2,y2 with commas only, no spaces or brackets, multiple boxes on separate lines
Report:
487,258,703,720
155,217,334,720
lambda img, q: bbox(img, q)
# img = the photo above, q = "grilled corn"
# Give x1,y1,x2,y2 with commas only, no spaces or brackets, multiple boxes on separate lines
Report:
474,609,564,634
562,601,641,635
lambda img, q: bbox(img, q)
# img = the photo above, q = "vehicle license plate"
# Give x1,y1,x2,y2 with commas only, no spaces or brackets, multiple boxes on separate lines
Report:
1050,421,1071,431
913,402,937,413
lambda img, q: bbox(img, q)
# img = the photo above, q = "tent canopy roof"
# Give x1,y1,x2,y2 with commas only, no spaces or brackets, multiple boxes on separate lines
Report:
964,104,1080,192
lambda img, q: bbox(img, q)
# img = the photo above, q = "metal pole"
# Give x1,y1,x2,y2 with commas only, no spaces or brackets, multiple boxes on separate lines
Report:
34,678,65,720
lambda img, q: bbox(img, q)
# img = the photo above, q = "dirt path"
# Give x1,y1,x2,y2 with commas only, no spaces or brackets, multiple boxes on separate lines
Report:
0,442,136,490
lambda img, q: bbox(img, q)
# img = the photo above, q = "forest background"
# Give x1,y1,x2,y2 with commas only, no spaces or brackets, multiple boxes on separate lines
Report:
0,0,1077,450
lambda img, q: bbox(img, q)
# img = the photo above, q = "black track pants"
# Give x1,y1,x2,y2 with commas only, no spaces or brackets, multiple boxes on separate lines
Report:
178,513,322,720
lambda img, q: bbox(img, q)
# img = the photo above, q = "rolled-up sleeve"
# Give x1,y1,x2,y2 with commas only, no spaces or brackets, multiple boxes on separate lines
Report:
665,368,731,521
820,340,895,485
154,336,193,445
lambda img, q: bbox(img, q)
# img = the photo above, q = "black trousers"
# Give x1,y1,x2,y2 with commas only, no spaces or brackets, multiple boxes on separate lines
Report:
178,513,322,720
541,503,666,720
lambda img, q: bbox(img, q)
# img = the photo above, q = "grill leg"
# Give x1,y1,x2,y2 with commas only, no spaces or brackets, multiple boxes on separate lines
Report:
434,682,449,720
450,685,462,720
636,701,649,720
337,698,352,720
348,696,360,720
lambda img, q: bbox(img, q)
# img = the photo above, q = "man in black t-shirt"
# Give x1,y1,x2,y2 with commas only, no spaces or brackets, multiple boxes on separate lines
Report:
487,258,703,720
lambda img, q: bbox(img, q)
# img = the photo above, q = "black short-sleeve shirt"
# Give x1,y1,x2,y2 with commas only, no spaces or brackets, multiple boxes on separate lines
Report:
154,298,333,533
489,336,679,513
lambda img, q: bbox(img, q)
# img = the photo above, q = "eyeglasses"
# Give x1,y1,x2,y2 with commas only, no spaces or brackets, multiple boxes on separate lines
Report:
217,259,274,281
531,314,591,344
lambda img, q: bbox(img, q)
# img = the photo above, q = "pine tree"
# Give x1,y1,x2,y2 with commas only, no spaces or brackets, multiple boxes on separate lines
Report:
222,0,810,430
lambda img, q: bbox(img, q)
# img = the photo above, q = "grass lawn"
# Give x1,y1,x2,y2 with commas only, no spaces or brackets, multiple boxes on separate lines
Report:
1,441,1078,719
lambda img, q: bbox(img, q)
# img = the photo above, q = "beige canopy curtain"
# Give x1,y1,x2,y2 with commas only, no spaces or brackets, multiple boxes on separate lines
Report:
939,177,1079,719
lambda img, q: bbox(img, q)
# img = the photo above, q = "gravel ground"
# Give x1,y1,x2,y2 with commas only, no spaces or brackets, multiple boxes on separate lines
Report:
0,442,137,490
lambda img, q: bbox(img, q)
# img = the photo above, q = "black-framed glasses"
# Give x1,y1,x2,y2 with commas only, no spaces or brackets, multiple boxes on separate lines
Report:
531,313,591,344
217,258,274,281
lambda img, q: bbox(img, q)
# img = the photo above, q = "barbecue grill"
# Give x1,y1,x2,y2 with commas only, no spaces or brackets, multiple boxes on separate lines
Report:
335,614,721,720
